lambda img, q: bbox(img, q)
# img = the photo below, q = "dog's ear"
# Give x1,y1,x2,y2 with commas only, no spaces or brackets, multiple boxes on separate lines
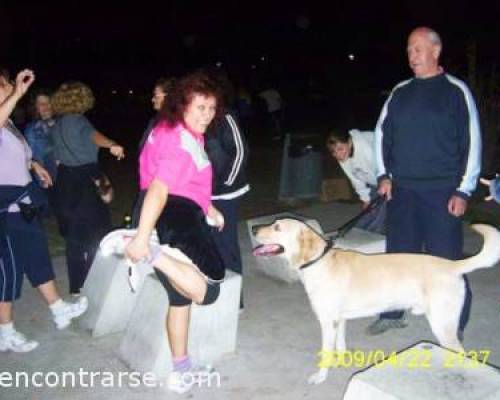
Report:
293,226,322,266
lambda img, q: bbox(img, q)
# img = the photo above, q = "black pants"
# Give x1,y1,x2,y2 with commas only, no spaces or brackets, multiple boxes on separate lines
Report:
381,185,471,332
135,192,225,306
55,164,111,294
210,198,243,274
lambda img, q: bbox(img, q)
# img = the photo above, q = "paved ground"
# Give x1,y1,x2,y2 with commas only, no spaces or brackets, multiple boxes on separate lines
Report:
2,202,500,400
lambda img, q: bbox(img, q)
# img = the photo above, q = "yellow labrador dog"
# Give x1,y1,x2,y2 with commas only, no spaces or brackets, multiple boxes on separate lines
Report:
252,218,500,384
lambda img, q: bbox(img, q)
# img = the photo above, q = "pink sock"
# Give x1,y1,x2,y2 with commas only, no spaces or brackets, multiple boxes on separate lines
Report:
173,355,191,373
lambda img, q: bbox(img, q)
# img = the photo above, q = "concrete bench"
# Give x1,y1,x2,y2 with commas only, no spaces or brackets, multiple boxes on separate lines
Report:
343,342,500,400
79,251,147,337
247,213,323,283
331,227,386,254
79,229,189,337
119,270,242,380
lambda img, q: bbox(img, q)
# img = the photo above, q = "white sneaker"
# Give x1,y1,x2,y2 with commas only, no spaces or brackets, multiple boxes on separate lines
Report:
52,296,89,330
167,371,195,394
127,250,157,293
0,330,39,353
166,364,215,393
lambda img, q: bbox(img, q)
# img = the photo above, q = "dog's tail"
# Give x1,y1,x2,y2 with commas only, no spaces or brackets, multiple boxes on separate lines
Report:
455,224,500,275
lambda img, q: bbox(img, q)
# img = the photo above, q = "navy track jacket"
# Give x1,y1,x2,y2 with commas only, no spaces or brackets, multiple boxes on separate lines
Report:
375,73,481,199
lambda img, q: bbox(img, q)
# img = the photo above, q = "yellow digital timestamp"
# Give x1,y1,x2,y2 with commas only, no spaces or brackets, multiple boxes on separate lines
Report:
317,349,491,369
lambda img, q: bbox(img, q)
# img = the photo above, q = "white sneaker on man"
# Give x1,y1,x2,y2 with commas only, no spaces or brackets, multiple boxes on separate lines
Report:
0,330,39,353
52,296,88,330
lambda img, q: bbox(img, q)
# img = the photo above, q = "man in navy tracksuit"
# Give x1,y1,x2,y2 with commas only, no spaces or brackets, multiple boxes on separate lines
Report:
205,110,249,308
370,27,482,338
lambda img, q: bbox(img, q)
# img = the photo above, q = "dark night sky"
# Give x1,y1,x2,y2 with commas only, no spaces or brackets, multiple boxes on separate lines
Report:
2,1,499,88
1,1,499,135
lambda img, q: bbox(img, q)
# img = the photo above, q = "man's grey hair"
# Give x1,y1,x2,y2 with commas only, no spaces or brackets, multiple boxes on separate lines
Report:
427,29,442,46
412,27,442,47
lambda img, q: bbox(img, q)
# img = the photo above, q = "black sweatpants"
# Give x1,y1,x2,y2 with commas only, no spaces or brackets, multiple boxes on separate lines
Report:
210,198,243,274
55,164,111,294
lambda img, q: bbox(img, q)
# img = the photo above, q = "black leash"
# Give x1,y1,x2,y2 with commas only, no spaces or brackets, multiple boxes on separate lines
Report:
298,195,385,271
329,195,385,240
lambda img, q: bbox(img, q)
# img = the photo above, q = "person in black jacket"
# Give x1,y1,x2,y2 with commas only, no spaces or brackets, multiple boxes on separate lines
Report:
205,110,249,308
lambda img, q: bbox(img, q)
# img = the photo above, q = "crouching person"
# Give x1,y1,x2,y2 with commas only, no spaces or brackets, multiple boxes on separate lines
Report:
326,129,386,234
125,71,225,394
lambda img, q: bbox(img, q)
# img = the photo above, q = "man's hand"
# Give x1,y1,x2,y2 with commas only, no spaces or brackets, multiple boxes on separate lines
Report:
377,179,392,201
448,195,467,217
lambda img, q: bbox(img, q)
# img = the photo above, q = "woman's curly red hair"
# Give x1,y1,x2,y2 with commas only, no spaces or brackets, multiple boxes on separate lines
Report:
160,71,224,125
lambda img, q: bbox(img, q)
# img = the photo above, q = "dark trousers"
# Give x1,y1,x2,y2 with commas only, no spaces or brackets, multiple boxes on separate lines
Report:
381,185,472,332
55,164,111,294
210,199,243,275
1,213,55,301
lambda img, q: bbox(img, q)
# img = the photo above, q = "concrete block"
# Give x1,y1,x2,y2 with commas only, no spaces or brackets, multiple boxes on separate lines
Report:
331,227,386,254
343,342,500,400
119,270,242,380
247,213,323,283
79,251,147,337
81,229,195,337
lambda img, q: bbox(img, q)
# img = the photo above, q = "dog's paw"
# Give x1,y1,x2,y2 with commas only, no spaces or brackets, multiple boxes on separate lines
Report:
307,369,328,385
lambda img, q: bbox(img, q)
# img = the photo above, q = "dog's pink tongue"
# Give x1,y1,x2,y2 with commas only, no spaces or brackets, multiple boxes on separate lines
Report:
253,244,280,256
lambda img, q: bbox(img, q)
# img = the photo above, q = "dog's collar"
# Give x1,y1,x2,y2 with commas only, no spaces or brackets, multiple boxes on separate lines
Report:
298,238,334,270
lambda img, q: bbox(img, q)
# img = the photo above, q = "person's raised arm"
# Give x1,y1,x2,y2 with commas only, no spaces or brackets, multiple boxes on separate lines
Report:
0,69,35,127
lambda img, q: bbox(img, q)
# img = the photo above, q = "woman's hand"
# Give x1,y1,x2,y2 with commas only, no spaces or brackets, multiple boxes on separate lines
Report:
91,132,125,160
126,179,167,263
14,70,35,98
31,161,53,188
207,205,225,232
125,235,150,264
110,144,125,160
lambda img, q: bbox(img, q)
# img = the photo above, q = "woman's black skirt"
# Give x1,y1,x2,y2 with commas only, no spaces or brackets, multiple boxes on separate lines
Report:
136,191,225,282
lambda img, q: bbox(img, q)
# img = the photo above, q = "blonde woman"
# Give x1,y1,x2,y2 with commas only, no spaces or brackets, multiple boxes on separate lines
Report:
51,81,125,295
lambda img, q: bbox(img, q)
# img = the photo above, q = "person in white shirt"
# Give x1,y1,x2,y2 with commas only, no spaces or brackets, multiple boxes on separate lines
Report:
326,129,386,234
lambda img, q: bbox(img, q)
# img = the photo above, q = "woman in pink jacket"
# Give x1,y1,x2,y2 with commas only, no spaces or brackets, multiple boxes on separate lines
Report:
126,71,225,394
